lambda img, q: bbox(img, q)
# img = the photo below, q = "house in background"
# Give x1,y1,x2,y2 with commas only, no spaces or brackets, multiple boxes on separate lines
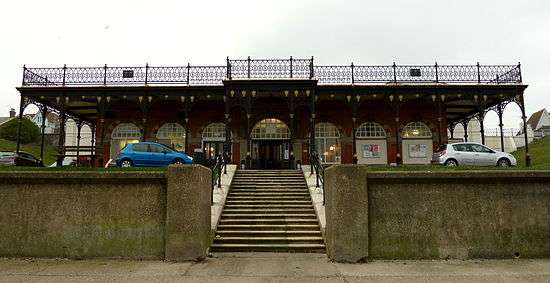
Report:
526,108,550,138
25,112,59,134
0,108,17,127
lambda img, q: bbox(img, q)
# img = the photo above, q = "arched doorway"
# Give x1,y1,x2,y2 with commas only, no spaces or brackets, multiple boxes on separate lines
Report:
251,118,291,169
202,123,228,161
156,123,186,151
401,121,433,164
315,122,341,164
110,123,141,159
356,122,388,165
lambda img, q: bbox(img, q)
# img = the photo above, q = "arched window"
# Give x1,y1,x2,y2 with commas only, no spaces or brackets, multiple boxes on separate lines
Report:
202,123,228,160
110,123,141,158
402,122,432,138
202,123,226,141
156,123,186,151
251,118,290,140
356,122,386,138
315,122,341,164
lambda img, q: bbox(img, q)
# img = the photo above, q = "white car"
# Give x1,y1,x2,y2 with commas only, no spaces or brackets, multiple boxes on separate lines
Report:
432,142,517,167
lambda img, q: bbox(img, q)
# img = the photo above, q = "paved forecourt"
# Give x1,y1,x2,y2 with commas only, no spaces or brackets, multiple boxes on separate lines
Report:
1,254,549,282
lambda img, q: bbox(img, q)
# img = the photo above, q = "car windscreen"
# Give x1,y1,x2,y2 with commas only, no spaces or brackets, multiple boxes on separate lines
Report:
435,144,447,151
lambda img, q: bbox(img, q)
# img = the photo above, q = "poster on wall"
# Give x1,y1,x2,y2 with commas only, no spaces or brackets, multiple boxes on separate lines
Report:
362,144,380,158
408,144,428,158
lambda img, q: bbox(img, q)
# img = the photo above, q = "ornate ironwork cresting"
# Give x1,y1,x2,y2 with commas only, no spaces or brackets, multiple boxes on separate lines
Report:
21,58,522,87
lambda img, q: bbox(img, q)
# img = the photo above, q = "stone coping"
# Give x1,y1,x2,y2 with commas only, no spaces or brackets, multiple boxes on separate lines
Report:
367,170,550,179
0,171,167,179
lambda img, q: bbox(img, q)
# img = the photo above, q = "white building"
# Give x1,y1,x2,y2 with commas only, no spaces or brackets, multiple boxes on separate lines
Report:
450,119,533,153
526,109,550,138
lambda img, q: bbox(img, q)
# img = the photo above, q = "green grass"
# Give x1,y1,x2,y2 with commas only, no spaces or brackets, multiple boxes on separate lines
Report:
0,166,167,172
512,137,550,169
0,138,58,166
367,137,550,171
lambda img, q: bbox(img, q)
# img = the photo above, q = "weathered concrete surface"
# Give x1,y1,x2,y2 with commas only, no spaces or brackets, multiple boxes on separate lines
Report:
1,255,549,282
211,165,236,232
166,165,211,261
0,172,166,259
325,165,369,262
302,166,325,233
368,171,550,259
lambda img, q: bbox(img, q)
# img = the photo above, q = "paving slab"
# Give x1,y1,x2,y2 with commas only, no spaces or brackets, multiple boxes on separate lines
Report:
1,254,549,283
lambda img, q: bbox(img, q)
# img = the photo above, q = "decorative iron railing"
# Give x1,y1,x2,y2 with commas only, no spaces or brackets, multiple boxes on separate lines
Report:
21,57,522,86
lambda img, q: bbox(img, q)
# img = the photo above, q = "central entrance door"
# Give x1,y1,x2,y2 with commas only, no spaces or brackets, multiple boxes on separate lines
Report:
250,118,291,169
252,140,290,169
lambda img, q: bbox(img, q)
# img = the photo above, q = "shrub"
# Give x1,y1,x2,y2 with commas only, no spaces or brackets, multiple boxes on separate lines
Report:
0,117,40,144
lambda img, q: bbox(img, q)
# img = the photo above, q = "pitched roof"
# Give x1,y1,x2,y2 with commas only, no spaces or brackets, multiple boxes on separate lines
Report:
0,117,14,126
526,109,546,129
45,112,59,123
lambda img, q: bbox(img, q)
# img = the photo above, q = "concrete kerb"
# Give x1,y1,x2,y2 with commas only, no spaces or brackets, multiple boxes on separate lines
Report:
302,166,326,235
211,165,236,237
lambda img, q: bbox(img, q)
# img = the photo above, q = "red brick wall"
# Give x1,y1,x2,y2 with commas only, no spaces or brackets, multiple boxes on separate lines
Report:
93,96,445,166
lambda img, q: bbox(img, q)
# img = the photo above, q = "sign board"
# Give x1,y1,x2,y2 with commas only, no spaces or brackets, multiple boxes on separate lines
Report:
362,144,380,158
122,70,134,78
408,144,428,158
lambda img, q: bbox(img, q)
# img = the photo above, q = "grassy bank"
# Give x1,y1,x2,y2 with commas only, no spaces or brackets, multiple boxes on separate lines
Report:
512,137,550,169
0,139,58,166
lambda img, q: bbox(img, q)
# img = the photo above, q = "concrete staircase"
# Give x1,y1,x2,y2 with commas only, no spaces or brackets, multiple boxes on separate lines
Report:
211,170,325,252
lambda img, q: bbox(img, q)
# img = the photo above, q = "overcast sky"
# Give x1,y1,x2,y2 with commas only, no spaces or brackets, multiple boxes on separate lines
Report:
1,0,549,129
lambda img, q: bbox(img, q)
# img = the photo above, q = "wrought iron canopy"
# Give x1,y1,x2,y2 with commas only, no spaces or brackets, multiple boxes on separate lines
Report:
21,57,522,87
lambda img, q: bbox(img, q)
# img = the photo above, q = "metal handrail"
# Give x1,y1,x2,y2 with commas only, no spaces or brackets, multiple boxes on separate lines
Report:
310,151,326,205
21,59,522,87
211,154,225,204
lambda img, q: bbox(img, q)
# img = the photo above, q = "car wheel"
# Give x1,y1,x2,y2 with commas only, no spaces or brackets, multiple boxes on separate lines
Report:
497,158,511,167
120,159,133,168
444,159,458,167
172,158,185,165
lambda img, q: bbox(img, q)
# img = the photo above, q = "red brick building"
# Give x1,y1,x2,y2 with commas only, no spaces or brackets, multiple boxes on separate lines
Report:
15,57,529,168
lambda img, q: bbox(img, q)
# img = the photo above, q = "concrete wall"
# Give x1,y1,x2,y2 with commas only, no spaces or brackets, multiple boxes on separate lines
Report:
0,166,211,261
325,167,550,262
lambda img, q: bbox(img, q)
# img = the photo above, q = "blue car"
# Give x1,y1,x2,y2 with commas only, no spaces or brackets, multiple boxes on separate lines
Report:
115,142,193,167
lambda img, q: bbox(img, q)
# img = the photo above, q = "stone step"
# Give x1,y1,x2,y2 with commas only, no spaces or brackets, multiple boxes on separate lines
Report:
213,236,324,244
215,230,322,236
216,224,321,231
224,204,313,209
228,192,310,197
222,208,315,214
234,175,303,178
219,219,319,225
212,169,323,253
210,243,325,253
226,196,311,200
230,186,307,189
221,213,317,219
229,188,308,192
233,178,304,181
225,200,312,205
231,184,305,187
237,169,302,174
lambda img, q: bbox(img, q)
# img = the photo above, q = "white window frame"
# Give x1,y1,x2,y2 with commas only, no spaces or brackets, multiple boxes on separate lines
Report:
315,122,341,164
402,122,432,138
251,118,290,140
356,122,386,138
